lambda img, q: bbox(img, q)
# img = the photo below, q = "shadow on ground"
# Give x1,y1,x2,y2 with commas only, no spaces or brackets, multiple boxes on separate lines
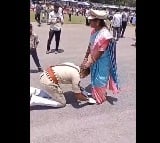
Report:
64,91,90,108
30,105,62,110
131,43,136,47
30,84,118,110
50,49,64,54
30,91,90,111
30,69,39,73
85,84,118,105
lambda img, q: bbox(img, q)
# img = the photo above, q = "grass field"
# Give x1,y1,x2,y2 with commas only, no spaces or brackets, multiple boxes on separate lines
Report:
30,11,86,24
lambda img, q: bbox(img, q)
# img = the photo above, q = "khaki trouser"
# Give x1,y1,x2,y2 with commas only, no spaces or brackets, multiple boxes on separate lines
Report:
39,72,66,107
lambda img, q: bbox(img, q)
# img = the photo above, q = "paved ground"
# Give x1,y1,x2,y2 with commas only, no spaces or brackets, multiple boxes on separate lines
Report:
30,22,136,143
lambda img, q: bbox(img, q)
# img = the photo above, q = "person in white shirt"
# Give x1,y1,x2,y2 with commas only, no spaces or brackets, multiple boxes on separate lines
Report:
75,8,79,16
39,62,96,107
58,6,63,15
112,9,122,41
132,13,136,25
46,3,64,54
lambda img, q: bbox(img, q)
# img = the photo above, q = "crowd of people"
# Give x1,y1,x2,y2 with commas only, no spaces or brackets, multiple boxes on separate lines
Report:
30,2,136,108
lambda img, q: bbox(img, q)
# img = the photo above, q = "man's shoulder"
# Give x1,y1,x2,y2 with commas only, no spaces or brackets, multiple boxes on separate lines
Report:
62,62,77,67
61,62,80,72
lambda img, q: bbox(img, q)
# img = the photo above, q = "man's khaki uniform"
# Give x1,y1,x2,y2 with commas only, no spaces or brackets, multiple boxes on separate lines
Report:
40,62,81,107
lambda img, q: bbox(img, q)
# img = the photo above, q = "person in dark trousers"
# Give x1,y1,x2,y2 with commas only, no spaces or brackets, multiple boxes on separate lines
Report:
120,8,128,37
68,7,72,21
85,8,90,26
30,24,43,72
35,3,42,26
46,3,64,54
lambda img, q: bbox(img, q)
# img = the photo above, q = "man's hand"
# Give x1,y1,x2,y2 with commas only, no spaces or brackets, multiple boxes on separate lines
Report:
75,93,88,101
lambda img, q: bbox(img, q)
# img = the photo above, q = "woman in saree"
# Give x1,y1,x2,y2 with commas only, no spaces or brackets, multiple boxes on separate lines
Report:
81,9,120,104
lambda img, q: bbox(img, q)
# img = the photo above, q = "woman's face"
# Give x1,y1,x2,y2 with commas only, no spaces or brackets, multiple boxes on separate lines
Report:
89,19,100,28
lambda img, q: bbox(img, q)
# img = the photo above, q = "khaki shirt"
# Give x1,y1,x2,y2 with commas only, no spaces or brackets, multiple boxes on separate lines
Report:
53,62,81,93
41,62,81,93
30,33,39,49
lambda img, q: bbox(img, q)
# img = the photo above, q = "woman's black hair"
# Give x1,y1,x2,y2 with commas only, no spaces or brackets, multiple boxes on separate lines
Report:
90,18,108,28
99,19,106,27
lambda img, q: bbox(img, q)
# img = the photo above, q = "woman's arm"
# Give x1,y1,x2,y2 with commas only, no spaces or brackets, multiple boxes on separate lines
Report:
81,44,91,66
84,44,90,58
84,39,110,68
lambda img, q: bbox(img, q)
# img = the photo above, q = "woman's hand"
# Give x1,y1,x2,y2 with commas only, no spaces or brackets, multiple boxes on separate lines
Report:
83,61,92,69
81,58,88,65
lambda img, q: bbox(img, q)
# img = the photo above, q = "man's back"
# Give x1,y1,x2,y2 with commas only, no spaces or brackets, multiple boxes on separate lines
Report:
122,12,128,22
112,12,122,27
51,62,80,85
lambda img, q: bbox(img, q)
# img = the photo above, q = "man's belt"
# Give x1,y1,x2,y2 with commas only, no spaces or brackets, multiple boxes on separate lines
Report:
46,66,58,84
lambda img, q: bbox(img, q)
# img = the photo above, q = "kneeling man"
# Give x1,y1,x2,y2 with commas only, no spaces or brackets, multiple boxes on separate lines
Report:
38,62,96,107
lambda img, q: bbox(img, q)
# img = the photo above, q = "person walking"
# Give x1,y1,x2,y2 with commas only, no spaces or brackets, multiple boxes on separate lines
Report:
35,2,42,26
120,8,128,38
68,7,72,21
112,9,122,41
46,3,64,54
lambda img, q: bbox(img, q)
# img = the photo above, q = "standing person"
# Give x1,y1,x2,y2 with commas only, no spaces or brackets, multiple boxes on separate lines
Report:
112,9,122,41
81,9,119,104
71,7,74,15
85,8,90,26
120,8,128,38
68,7,72,21
35,2,42,26
39,62,96,107
46,3,64,54
75,7,79,16
30,24,43,72
46,5,51,24
59,6,63,15
132,12,136,25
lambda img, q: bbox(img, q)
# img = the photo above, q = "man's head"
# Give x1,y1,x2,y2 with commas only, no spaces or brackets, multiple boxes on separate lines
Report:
115,9,120,13
123,8,128,12
54,3,59,13
80,67,90,78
